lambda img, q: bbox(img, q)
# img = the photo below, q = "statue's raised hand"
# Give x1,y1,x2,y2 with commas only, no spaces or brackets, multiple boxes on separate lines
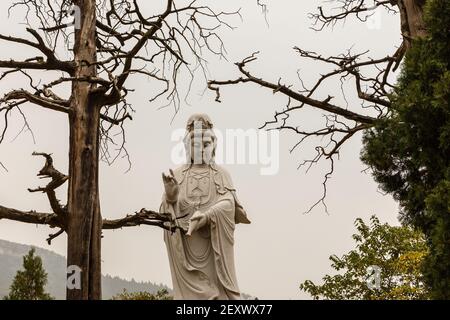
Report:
162,169,179,203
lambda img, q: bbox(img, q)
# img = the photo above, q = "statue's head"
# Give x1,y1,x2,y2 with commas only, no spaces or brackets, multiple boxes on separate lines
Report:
183,113,217,165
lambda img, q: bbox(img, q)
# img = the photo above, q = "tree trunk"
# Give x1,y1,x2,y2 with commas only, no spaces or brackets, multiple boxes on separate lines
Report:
66,0,102,300
398,0,427,47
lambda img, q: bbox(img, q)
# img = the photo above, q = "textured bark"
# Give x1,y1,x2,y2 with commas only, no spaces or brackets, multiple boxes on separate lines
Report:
398,0,427,47
66,0,102,300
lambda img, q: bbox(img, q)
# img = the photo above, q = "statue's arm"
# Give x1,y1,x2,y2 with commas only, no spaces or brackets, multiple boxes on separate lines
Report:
204,196,234,220
187,193,235,235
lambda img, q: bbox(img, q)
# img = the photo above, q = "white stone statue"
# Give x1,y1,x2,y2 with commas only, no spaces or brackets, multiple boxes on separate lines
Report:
160,113,251,300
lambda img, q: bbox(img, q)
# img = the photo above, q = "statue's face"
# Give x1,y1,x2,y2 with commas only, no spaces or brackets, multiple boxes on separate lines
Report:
190,134,214,164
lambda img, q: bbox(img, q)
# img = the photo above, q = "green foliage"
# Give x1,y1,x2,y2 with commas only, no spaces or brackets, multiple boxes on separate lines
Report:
361,0,450,298
300,216,430,300
3,248,53,300
111,288,173,300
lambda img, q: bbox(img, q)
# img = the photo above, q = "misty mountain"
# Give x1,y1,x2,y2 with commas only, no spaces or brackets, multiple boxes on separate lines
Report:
0,239,170,299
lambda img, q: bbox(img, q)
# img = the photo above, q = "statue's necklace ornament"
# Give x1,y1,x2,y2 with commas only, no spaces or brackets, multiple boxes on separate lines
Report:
187,167,212,209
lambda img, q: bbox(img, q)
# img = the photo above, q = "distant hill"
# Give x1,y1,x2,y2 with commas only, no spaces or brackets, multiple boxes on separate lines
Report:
0,239,170,300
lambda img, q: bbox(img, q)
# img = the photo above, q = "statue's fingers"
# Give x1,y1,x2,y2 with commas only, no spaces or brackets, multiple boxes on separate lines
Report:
169,169,178,184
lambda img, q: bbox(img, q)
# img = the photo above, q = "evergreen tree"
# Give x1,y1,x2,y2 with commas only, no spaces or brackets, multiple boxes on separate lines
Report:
4,248,53,300
361,0,450,298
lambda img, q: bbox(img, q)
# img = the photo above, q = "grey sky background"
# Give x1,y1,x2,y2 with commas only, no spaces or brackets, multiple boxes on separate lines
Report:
0,1,402,299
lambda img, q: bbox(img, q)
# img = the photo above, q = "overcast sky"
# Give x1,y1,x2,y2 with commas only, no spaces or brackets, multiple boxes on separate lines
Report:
0,1,402,299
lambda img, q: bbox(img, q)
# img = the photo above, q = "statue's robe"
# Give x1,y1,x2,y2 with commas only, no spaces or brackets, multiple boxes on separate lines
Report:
160,163,250,300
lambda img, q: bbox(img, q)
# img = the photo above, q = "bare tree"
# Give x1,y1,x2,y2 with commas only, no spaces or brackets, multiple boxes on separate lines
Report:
0,0,235,299
208,0,426,212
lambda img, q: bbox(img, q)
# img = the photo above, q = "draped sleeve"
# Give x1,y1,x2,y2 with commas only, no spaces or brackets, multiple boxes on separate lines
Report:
202,191,240,298
211,164,251,224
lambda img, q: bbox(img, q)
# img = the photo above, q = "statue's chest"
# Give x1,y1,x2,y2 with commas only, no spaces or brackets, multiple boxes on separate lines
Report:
184,169,214,207
186,170,210,197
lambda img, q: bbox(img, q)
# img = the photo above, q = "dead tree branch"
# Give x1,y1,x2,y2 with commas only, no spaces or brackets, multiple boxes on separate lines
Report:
0,152,182,244
1,0,237,166
207,1,413,212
